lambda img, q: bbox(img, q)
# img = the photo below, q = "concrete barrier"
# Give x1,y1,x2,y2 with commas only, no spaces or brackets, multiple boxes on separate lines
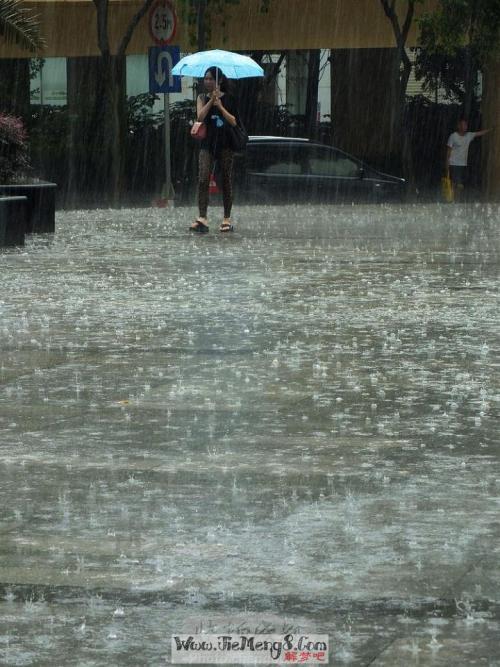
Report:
0,181,57,234
0,196,28,246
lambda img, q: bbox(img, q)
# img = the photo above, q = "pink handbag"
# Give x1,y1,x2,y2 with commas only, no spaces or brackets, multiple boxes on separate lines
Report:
190,121,207,140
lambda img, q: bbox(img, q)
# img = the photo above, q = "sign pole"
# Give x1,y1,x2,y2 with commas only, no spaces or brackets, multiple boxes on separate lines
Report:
148,0,179,206
164,92,174,200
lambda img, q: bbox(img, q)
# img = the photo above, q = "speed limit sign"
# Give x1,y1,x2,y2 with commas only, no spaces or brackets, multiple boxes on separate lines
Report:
148,0,177,46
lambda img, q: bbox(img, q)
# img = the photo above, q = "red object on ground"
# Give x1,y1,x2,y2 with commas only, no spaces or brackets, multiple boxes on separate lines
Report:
209,177,219,194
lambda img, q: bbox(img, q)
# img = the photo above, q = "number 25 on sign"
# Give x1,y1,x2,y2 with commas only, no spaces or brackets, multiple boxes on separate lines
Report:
148,0,177,46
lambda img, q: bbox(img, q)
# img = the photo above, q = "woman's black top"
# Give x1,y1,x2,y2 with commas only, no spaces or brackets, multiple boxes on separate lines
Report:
198,93,239,156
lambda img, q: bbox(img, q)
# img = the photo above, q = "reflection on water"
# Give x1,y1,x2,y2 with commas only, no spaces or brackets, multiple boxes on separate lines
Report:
1,203,500,665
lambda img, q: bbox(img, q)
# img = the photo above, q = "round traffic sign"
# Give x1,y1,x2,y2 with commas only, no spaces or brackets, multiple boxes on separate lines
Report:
149,0,177,46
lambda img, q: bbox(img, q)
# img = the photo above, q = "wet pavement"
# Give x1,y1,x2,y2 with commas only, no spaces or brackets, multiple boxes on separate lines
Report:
1,202,500,665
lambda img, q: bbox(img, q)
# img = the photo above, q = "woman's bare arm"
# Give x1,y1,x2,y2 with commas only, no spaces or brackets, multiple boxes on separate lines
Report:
197,94,213,122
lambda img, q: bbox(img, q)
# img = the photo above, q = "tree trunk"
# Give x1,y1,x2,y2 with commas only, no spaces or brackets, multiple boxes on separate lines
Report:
197,0,207,51
464,0,479,119
378,0,416,179
482,58,500,200
331,48,400,172
67,55,126,204
89,54,127,203
195,0,207,97
305,50,320,139
67,56,101,201
238,51,287,134
463,46,477,118
0,59,30,118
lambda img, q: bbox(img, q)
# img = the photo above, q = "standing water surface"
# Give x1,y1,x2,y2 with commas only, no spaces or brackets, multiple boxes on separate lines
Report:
0,202,500,665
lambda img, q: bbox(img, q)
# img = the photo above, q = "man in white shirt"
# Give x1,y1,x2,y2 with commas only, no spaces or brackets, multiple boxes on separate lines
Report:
446,119,491,200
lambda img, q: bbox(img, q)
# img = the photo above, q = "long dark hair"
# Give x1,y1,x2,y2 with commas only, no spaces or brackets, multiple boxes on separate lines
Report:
205,67,233,94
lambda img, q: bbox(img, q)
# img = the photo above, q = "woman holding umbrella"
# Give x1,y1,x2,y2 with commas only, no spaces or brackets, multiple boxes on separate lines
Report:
172,50,263,232
190,67,239,233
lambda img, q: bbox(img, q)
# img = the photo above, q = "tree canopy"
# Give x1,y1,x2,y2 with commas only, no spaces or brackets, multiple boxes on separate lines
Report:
419,0,500,65
177,0,272,49
0,0,44,52
417,0,500,114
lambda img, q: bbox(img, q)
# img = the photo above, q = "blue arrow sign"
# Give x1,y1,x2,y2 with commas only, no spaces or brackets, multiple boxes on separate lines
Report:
149,46,181,94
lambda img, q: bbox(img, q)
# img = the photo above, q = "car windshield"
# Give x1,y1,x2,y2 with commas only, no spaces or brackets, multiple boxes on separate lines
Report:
306,147,360,177
246,144,307,175
246,143,361,178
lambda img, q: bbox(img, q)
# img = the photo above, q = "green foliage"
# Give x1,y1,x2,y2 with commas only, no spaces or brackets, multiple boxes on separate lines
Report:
0,0,45,52
126,94,197,131
416,1,500,111
418,0,500,65
127,93,162,133
177,0,273,47
27,106,69,185
414,47,477,103
170,98,197,123
29,57,44,80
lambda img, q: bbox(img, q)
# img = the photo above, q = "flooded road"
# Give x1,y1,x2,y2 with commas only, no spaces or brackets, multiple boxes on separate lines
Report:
1,202,500,665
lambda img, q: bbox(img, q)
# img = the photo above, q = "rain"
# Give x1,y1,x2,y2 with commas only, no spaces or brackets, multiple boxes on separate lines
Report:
1,1,500,666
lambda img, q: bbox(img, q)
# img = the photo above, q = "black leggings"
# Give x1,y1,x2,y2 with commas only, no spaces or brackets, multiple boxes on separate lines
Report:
198,148,234,219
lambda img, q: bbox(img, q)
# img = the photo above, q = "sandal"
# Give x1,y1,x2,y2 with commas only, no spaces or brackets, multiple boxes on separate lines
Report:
220,221,234,233
190,218,209,233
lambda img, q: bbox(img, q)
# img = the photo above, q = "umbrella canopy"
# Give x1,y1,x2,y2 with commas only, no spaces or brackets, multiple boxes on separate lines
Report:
171,49,264,80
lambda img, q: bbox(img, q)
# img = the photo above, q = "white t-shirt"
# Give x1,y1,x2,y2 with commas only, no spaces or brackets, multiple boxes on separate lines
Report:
447,131,476,166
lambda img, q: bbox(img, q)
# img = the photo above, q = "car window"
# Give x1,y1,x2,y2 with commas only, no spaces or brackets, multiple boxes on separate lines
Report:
246,145,305,175
306,147,359,178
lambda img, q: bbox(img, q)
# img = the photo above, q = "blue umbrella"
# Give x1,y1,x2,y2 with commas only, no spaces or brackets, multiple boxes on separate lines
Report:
171,49,264,81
